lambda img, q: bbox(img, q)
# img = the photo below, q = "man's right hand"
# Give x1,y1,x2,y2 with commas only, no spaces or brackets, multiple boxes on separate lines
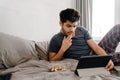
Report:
49,34,73,61
61,34,72,52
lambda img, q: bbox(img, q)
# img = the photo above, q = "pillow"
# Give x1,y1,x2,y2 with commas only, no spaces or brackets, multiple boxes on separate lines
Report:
0,32,38,68
35,41,49,60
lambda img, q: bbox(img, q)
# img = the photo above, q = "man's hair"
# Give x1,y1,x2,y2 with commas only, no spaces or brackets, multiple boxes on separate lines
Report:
59,8,80,23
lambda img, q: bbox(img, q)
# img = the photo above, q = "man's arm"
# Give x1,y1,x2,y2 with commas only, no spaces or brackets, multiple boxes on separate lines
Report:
87,39,114,70
49,48,65,61
49,34,72,61
87,39,107,55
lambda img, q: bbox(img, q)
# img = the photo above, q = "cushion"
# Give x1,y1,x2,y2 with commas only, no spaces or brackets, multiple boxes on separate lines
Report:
35,41,49,60
0,32,38,69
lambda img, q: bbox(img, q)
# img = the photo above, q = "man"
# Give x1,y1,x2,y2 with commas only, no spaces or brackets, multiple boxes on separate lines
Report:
48,8,114,70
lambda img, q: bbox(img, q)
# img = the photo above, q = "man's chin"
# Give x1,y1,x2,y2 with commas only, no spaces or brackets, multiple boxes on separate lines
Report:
69,33,75,37
66,34,75,38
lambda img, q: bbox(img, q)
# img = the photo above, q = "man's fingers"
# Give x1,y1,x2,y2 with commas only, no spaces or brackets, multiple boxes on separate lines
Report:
63,35,72,41
106,64,113,71
105,60,114,70
63,36,66,39
66,34,72,41
105,64,110,70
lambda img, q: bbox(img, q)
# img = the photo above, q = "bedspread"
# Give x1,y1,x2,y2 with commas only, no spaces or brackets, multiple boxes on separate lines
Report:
1,59,120,80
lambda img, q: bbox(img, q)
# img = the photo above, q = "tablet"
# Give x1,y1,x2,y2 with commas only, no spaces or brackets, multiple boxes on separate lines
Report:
76,55,112,69
75,55,112,75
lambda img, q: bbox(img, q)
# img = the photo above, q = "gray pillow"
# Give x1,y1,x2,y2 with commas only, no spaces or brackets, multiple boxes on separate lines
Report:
35,41,49,60
0,32,38,69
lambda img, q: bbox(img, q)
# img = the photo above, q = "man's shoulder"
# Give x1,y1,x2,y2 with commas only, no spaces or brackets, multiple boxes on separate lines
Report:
77,26,86,30
52,32,62,37
51,32,63,40
76,26,87,33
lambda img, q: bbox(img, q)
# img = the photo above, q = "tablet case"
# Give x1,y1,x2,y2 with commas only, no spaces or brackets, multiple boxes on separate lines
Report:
75,55,112,76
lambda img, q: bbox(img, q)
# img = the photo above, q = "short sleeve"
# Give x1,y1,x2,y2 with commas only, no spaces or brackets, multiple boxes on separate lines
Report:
85,31,92,40
48,36,59,53
82,27,92,40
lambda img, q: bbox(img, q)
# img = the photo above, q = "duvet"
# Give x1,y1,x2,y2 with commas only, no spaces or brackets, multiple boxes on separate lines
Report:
1,59,120,80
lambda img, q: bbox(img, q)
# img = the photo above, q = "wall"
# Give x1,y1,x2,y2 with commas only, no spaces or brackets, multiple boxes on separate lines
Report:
0,0,76,41
115,0,120,52
115,0,120,24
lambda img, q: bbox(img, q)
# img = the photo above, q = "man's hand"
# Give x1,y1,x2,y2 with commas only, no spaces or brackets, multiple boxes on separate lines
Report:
61,34,72,52
105,60,114,70
48,34,73,61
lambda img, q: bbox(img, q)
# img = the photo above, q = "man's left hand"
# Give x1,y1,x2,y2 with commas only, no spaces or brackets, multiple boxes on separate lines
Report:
105,60,114,70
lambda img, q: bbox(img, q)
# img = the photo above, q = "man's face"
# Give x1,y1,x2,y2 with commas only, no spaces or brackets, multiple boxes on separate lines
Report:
60,20,78,37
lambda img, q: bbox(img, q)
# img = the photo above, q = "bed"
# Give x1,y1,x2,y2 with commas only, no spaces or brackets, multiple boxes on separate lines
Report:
0,32,120,80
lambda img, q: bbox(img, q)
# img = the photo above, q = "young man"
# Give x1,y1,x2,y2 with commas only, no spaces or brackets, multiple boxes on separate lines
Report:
48,8,115,70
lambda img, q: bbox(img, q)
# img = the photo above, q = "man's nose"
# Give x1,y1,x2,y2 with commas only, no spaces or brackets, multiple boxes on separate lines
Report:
70,27,75,32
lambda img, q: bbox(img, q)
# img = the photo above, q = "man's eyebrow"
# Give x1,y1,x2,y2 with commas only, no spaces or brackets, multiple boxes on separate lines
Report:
66,24,71,26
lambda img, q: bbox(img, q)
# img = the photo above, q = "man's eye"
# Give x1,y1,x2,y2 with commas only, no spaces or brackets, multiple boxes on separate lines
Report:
67,25,71,28
72,25,77,28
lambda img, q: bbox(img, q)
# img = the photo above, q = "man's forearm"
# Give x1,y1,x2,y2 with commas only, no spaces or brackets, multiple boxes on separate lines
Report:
95,46,107,55
50,48,65,61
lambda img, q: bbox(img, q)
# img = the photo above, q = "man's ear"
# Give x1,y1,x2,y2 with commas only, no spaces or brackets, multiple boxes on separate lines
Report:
59,21,62,27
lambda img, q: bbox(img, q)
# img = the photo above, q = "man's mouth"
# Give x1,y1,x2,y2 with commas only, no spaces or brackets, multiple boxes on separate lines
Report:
67,32,72,35
67,32,75,37
68,31,73,34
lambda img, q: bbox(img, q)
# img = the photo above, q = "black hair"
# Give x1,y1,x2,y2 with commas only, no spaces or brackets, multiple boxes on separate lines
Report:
59,8,80,23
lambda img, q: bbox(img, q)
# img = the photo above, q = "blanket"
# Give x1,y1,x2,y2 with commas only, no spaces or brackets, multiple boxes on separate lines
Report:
1,59,120,80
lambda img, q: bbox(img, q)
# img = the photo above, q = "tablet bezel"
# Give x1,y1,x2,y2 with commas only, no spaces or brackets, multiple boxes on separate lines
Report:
75,55,112,75
76,55,112,69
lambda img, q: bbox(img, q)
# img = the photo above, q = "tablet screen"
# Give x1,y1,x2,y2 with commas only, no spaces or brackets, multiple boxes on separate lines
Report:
76,55,112,69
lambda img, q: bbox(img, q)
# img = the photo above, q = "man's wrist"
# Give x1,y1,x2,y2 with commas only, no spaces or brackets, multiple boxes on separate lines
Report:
60,47,66,53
